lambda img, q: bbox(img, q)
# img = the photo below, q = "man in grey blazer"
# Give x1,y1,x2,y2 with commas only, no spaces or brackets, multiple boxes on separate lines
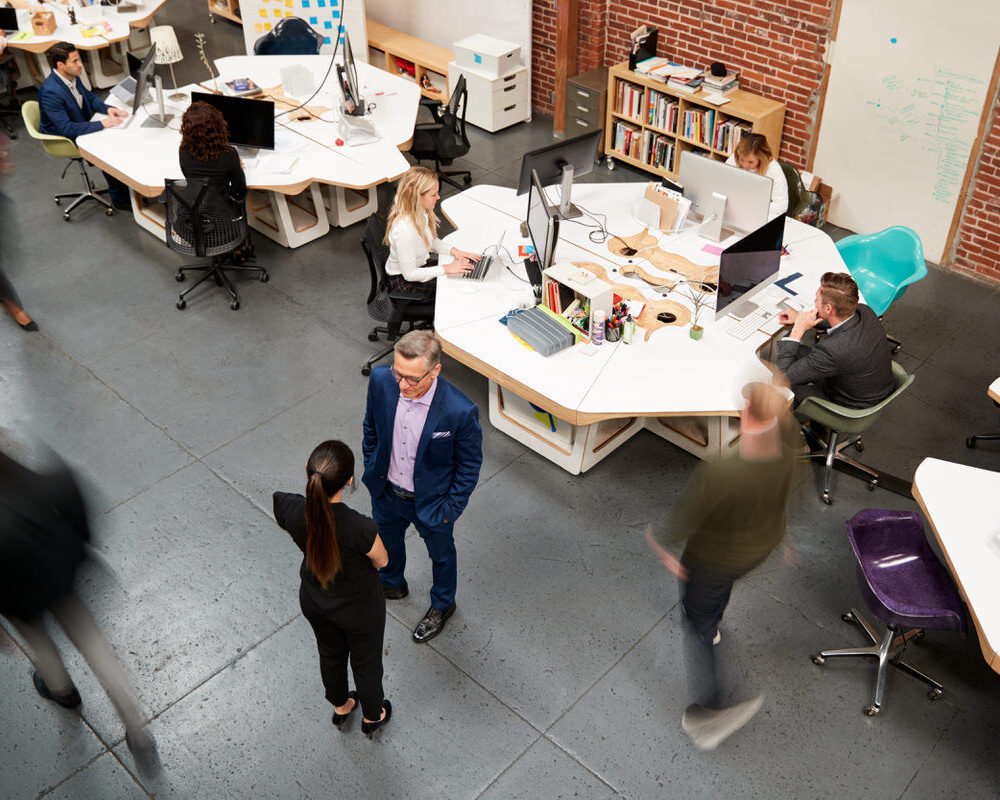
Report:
775,272,895,409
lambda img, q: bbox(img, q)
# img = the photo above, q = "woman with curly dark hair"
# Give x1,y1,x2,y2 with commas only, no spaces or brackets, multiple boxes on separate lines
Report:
178,101,247,204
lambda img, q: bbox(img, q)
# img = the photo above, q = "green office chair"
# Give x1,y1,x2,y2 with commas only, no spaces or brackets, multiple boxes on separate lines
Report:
21,100,115,221
836,227,927,354
779,161,809,218
798,361,914,505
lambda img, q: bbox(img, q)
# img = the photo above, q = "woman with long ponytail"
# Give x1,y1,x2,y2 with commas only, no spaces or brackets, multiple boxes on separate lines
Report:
273,441,392,737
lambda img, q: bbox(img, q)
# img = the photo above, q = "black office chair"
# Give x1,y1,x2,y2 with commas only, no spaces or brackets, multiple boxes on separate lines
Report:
780,161,809,218
410,74,471,191
966,393,1000,449
253,17,324,56
361,214,434,376
164,179,268,310
0,49,20,140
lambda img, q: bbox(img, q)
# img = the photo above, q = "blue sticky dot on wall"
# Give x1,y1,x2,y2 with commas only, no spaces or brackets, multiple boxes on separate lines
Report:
890,37,897,44
324,19,332,28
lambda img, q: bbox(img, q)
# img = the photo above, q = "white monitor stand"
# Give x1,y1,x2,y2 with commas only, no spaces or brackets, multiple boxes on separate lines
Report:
557,165,583,220
699,191,728,242
140,76,176,128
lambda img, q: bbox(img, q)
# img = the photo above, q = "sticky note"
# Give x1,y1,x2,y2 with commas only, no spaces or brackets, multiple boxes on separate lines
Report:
323,36,331,44
330,0,338,5
259,8,267,16
701,244,723,255
285,10,293,16
309,15,317,23
317,0,325,6
273,9,282,16
324,20,332,28
285,0,293,6
474,54,482,63
301,0,309,5
254,22,262,31
264,22,272,30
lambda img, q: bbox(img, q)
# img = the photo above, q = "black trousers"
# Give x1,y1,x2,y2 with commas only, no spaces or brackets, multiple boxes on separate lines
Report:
386,273,436,301
300,588,385,721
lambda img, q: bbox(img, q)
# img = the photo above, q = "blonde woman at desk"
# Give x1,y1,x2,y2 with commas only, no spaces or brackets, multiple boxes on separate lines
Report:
384,166,478,301
725,133,788,220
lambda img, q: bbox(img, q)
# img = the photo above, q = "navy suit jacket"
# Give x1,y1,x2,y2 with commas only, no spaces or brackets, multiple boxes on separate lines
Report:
38,71,109,140
362,366,483,529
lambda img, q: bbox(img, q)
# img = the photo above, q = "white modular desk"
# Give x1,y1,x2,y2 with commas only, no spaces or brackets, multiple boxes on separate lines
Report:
912,458,1000,674
6,0,166,88
437,182,848,474
76,55,419,248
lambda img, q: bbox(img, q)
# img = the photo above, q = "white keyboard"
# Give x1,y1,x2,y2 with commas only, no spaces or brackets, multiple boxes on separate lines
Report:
726,306,778,340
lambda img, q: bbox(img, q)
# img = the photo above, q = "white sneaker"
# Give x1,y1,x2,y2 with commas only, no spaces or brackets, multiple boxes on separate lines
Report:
681,695,765,751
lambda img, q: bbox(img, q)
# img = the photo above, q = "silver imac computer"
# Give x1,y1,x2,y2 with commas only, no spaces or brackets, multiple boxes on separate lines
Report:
715,214,785,320
678,150,772,241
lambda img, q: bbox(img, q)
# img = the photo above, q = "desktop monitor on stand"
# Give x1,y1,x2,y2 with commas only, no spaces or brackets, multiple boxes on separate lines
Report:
715,214,785,320
516,130,600,220
678,150,772,242
189,92,276,155
133,45,177,128
525,168,560,288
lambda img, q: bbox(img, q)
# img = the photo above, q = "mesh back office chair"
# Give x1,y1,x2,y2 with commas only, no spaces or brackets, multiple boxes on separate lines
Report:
361,214,434,376
836,227,927,354
779,161,809,218
22,101,114,221
253,17,324,55
164,179,268,310
410,74,471,191
810,509,966,716
797,361,914,505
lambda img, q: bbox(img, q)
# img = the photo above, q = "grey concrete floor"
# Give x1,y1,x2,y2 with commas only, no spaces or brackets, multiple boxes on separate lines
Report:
3,4,1000,798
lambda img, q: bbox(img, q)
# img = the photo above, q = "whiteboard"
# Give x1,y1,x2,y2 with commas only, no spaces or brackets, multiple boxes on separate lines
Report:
364,0,531,92
812,0,1000,263
241,0,368,60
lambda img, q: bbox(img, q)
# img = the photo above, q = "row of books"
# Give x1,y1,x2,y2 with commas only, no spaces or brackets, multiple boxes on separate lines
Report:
681,108,715,147
613,81,644,119
612,120,643,160
647,90,679,133
643,132,675,171
714,119,751,154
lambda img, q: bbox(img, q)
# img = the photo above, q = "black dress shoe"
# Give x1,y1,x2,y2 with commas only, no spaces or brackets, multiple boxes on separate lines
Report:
412,602,456,643
382,581,408,600
32,670,82,709
18,319,38,332
332,690,358,729
361,699,392,738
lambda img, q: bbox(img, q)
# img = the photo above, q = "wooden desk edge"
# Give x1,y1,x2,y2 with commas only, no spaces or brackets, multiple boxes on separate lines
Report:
912,481,1000,675
989,385,999,404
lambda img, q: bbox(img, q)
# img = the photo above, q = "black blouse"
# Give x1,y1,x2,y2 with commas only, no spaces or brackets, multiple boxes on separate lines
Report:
179,147,247,203
272,493,382,613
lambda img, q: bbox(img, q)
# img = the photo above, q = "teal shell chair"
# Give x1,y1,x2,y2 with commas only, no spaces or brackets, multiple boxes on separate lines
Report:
836,227,927,353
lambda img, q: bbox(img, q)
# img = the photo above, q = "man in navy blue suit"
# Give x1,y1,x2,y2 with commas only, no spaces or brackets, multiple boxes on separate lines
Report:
363,330,483,643
38,42,131,209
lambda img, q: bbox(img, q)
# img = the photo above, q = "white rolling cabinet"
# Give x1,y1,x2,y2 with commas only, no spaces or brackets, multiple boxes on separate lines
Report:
447,62,530,133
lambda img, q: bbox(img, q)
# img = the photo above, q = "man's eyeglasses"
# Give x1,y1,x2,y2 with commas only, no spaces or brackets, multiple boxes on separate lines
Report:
390,365,432,387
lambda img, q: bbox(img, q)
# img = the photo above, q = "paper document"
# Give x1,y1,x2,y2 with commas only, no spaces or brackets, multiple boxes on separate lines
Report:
254,153,299,174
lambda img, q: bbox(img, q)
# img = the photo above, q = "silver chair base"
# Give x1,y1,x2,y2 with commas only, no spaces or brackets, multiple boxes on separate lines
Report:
55,159,114,221
810,608,943,716
801,430,880,505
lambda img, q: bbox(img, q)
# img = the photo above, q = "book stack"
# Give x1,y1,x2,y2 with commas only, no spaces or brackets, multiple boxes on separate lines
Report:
614,81,644,119
682,107,715,147
713,119,752,154
642,131,675,171
647,90,679,133
702,71,740,96
613,120,642,159
667,69,704,94
635,57,673,82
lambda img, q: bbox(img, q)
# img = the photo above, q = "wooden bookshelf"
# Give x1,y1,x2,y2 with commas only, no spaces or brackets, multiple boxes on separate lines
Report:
208,0,241,24
604,62,784,180
367,20,452,103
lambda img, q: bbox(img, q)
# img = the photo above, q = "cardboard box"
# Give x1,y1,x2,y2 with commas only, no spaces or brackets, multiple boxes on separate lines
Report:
31,10,56,35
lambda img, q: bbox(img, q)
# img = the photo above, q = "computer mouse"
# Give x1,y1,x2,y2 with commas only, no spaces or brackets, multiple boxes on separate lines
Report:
657,312,677,324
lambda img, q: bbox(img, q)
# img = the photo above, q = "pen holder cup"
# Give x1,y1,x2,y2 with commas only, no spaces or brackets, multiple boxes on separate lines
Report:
605,324,622,343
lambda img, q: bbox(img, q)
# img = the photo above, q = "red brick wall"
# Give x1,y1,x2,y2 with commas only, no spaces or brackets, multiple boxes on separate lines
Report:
950,105,1000,281
532,0,606,111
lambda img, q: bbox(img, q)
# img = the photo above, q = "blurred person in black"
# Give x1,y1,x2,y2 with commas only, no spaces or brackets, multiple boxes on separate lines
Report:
0,435,157,774
647,380,799,750
273,440,392,738
0,133,37,331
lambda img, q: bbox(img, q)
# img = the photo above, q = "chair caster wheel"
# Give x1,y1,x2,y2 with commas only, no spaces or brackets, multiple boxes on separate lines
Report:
927,688,942,702
54,197,61,205
63,213,71,222
462,175,471,186
176,299,186,310
913,630,925,641
854,440,864,453
176,271,185,282
260,272,269,283
361,366,372,376
106,207,115,217
891,345,901,355
863,704,880,716
230,300,240,310
367,332,379,342
868,479,878,491
966,437,976,448
811,654,825,665
842,611,855,624
605,157,615,171
821,491,832,505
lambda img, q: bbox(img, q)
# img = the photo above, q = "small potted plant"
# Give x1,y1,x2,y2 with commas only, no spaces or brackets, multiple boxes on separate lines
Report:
680,282,713,340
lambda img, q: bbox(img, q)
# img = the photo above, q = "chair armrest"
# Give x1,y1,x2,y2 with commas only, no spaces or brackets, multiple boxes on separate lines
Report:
413,121,446,133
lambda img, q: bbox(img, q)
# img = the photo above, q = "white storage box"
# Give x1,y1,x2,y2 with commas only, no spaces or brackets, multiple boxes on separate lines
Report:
453,34,521,78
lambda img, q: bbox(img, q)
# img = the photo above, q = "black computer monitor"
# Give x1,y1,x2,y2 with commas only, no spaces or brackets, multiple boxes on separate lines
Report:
0,8,19,32
337,28,365,116
126,51,142,79
526,169,560,277
131,44,158,117
715,214,785,320
516,130,600,220
190,92,276,151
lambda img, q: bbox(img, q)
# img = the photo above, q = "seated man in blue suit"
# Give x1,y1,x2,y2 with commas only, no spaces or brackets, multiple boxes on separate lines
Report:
363,330,483,643
38,42,131,209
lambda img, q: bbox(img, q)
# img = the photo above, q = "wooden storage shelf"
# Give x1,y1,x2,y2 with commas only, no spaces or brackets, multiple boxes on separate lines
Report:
367,20,453,103
604,62,784,181
208,0,241,24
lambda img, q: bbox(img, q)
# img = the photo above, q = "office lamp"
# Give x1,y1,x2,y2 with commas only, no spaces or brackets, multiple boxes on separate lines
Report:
149,25,185,101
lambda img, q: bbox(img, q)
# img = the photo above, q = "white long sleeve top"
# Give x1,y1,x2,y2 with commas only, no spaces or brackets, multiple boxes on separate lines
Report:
384,216,452,283
725,154,789,220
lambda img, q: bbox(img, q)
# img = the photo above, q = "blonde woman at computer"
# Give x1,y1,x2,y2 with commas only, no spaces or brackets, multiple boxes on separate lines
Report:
383,166,478,301
725,133,788,221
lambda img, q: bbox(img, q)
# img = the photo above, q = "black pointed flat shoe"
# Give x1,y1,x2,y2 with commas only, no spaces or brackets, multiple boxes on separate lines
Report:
332,690,359,729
